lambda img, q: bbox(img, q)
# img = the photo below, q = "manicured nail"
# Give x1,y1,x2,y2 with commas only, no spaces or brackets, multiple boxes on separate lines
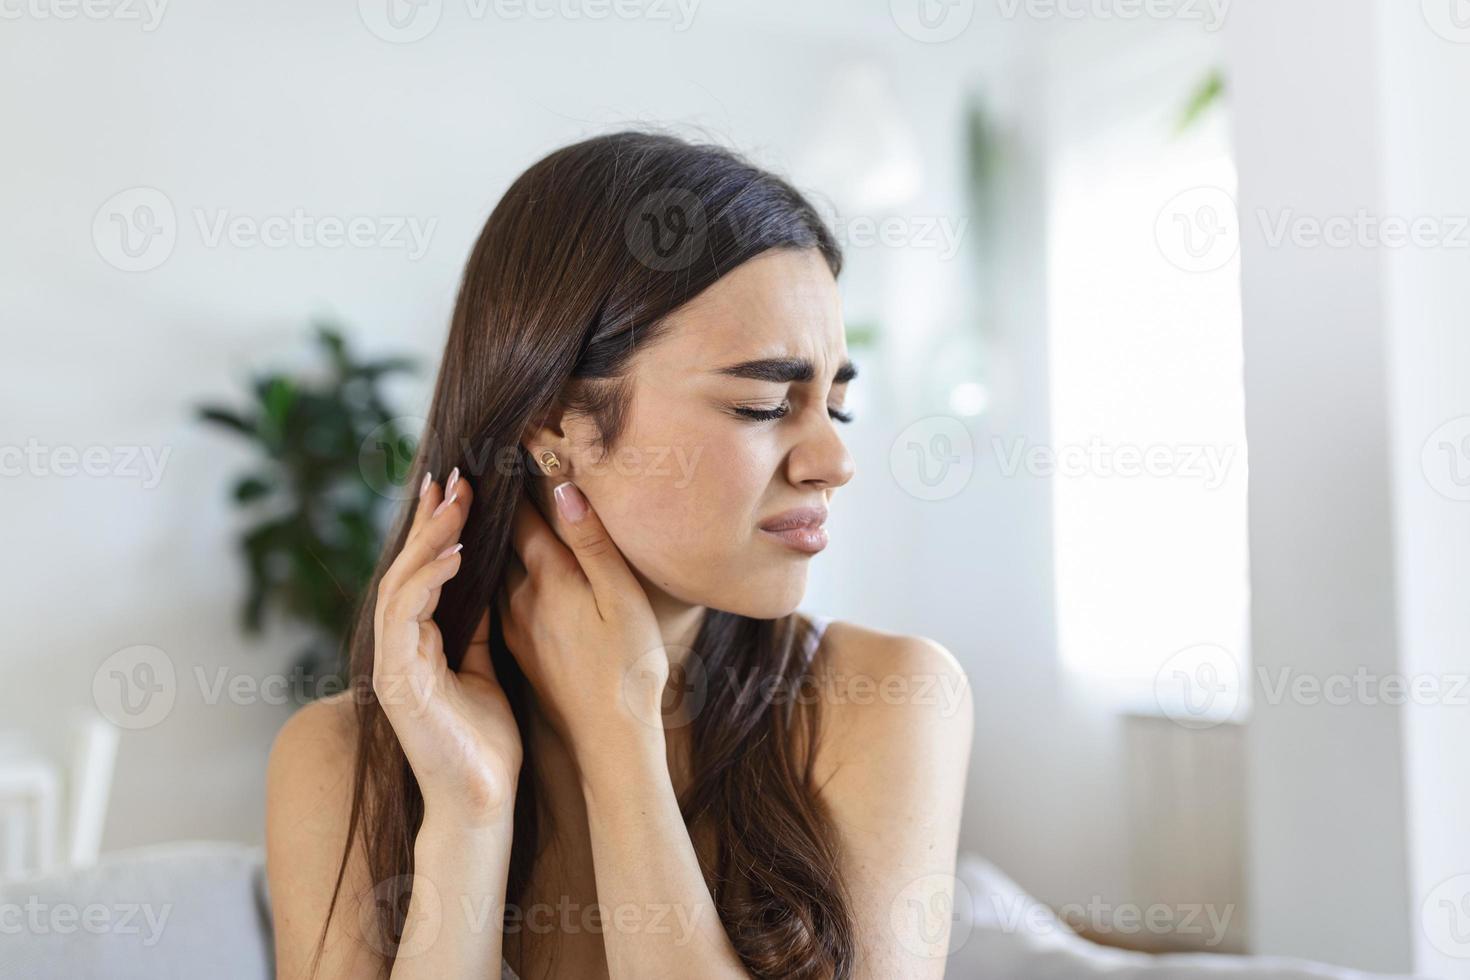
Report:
433,492,458,518
446,466,460,496
436,542,463,560
419,472,432,499
553,481,587,523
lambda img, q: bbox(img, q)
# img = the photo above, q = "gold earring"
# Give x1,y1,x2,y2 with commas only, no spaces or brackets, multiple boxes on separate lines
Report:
538,449,561,475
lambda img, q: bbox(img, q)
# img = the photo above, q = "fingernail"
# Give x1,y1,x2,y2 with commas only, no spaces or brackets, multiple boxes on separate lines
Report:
433,492,458,518
553,481,587,523
446,466,460,496
419,472,432,499
436,542,463,560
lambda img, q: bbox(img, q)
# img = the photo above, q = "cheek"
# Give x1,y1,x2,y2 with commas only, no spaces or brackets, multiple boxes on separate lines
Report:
586,422,772,579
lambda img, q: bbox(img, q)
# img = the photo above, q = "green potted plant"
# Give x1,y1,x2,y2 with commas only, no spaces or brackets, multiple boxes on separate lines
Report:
196,322,420,700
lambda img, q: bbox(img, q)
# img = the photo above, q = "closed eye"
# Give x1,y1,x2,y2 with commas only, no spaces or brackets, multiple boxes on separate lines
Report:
734,403,855,424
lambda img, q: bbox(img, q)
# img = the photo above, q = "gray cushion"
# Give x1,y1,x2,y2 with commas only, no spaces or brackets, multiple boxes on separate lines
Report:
0,841,272,980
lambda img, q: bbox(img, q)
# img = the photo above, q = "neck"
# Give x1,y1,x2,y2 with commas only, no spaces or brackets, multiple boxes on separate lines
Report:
628,566,709,675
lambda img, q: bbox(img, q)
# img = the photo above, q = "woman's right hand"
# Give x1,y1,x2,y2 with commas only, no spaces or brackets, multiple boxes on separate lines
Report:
373,468,522,828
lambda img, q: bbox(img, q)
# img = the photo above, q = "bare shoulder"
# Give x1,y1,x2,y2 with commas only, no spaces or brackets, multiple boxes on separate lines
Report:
806,619,973,782
265,690,380,980
803,620,974,976
267,690,360,816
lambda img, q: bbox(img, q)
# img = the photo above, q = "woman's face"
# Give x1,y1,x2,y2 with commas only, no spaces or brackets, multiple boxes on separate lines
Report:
553,247,856,620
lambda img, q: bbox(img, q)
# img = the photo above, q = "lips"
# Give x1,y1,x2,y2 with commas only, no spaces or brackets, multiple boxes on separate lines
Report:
759,506,829,554
758,505,828,532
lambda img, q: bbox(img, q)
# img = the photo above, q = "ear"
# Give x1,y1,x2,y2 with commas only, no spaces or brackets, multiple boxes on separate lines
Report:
519,398,573,477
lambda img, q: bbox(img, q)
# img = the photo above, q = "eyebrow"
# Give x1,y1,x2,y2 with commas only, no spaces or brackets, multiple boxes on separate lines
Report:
710,356,858,385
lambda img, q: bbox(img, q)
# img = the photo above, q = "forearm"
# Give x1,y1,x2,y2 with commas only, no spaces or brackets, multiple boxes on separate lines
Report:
580,733,750,980
388,811,515,980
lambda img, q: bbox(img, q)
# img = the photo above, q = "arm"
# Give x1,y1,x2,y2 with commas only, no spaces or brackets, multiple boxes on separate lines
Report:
265,693,519,980
267,469,524,979
578,719,750,980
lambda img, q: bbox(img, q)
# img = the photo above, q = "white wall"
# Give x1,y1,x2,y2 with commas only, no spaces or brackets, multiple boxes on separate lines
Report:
1378,2,1470,976
2,0,1142,916
1228,0,1470,974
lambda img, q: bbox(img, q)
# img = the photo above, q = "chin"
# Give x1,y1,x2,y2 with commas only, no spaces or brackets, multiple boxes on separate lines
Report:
702,569,810,622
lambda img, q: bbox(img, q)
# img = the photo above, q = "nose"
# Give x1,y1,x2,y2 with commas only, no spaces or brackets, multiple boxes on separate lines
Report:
789,408,856,491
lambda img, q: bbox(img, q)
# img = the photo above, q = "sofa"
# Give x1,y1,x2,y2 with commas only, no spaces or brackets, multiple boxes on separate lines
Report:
0,842,1422,979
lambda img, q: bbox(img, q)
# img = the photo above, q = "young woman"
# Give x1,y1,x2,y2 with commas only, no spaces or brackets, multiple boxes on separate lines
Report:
265,130,972,980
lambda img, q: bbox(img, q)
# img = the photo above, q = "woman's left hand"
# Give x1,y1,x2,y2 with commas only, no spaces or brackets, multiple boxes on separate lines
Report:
497,480,671,773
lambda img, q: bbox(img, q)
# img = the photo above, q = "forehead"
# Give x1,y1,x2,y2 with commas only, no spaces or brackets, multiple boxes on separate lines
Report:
646,248,845,368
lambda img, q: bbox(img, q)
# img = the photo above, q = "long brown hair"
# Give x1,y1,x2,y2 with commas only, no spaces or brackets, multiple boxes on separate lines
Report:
314,130,855,979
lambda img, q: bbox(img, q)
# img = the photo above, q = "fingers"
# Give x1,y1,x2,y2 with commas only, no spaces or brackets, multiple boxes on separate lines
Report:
542,480,637,612
460,609,496,681
378,543,464,671
509,487,575,581
382,467,474,599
